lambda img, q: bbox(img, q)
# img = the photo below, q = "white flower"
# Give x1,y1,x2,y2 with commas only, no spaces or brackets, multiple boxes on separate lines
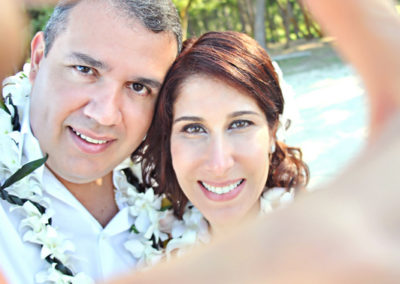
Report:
128,188,166,241
38,226,75,263
8,175,43,201
260,187,294,214
2,66,31,108
158,209,175,233
36,263,94,284
113,158,136,191
17,202,73,264
166,205,209,255
0,133,20,175
0,108,12,135
70,272,95,284
124,236,163,268
19,201,52,235
174,205,208,238
36,264,72,284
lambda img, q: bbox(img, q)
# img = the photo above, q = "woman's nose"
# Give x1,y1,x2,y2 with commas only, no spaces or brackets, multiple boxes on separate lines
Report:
204,135,234,176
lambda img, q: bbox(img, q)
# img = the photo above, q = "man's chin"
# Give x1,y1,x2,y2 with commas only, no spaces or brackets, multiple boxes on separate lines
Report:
46,164,113,186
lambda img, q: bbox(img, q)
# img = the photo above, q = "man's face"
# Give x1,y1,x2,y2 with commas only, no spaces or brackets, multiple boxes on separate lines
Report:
29,0,177,184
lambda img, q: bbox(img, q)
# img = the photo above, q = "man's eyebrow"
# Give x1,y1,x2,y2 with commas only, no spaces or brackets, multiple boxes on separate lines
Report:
174,116,204,123
67,52,108,70
133,77,162,90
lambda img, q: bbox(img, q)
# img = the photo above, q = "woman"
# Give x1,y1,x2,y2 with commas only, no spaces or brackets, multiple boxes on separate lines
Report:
139,31,309,235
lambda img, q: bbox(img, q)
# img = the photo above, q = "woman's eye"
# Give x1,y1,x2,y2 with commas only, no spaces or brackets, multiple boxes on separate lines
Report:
129,82,150,96
182,124,206,134
230,120,252,129
74,65,94,75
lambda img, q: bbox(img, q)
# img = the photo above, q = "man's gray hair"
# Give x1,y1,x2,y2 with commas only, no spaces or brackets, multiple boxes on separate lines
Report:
43,0,182,56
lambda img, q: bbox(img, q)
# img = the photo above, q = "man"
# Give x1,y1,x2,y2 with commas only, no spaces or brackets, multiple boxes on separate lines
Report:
106,0,400,283
0,0,180,283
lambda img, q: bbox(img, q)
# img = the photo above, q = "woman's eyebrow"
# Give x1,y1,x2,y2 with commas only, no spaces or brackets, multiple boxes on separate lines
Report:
174,116,204,123
229,111,260,118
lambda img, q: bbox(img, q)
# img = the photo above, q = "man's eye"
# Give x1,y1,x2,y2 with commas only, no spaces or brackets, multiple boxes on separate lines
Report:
129,82,150,96
182,124,206,134
74,65,93,75
230,120,252,129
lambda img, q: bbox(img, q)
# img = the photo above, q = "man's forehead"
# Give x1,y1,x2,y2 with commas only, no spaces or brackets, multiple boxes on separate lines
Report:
67,0,176,43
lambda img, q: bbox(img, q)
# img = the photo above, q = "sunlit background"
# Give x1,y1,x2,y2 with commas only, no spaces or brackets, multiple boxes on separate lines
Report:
275,43,367,188
19,0,394,188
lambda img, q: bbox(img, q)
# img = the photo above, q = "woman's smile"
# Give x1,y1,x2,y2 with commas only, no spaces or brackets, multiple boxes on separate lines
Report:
198,179,246,202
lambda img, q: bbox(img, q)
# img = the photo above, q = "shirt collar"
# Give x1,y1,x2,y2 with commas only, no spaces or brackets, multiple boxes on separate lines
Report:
20,98,46,181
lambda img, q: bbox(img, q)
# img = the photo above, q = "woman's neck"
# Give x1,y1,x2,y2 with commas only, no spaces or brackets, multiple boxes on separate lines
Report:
210,201,261,237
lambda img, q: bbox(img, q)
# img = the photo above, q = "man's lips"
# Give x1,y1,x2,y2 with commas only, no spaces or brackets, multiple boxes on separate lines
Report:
69,127,114,144
68,126,115,154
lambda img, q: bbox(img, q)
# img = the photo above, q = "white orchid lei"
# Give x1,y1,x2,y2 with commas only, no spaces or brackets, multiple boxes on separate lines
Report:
0,65,209,283
0,65,294,284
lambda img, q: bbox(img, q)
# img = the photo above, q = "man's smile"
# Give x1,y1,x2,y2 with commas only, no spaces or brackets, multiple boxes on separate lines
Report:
70,127,110,144
68,126,114,154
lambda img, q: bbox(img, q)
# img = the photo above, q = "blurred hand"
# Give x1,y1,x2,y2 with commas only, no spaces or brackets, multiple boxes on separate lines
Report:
0,0,59,81
0,0,26,81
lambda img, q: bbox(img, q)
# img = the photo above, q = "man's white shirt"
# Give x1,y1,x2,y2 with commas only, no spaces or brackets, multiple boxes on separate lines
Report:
0,101,137,283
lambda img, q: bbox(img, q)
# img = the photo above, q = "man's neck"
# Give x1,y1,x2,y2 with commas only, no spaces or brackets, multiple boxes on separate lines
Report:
55,172,118,227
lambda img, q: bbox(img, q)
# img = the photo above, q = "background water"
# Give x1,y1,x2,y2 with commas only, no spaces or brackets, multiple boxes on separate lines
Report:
278,62,368,188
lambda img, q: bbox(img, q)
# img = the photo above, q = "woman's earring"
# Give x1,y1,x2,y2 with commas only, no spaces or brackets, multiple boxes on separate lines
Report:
269,143,276,160
270,143,276,154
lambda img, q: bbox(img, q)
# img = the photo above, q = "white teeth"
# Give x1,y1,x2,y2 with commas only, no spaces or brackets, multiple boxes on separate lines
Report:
201,180,243,195
73,129,108,144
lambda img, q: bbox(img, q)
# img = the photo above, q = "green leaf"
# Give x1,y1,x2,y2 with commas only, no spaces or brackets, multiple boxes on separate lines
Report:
1,154,48,189
45,255,73,276
130,225,140,234
0,99,10,114
4,94,21,131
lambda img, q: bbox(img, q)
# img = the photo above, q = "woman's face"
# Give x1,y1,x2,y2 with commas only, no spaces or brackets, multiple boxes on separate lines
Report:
170,75,272,231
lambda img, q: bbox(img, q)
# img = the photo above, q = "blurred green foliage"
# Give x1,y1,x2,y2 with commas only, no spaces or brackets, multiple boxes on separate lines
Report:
172,0,321,47
27,0,323,49
27,6,54,38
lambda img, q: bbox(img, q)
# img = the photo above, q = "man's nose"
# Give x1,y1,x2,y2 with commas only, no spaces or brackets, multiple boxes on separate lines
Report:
204,135,234,176
83,84,122,126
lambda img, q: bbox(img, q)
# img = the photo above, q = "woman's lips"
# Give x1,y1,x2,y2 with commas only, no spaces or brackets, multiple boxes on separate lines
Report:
198,179,245,202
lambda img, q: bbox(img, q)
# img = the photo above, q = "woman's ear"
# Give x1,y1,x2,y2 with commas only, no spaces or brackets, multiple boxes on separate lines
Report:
29,32,45,83
269,122,279,155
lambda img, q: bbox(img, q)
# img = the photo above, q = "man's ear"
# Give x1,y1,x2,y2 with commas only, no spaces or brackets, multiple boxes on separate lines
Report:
29,31,45,83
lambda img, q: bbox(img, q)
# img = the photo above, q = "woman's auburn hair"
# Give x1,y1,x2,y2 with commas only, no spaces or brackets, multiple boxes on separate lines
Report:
134,31,309,218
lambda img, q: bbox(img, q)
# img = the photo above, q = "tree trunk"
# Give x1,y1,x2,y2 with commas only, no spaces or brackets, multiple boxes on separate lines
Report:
298,0,314,39
288,0,302,39
237,0,254,35
245,0,255,32
254,0,267,49
223,5,234,30
265,0,278,43
180,0,194,41
277,0,291,48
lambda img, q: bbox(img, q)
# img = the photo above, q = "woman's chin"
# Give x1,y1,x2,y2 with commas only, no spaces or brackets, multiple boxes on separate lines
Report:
208,206,260,236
